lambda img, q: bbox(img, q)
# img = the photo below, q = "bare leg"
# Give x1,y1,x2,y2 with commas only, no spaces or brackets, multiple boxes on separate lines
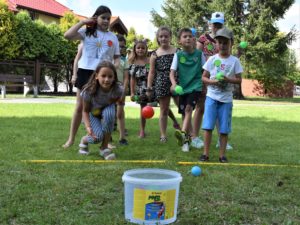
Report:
219,133,228,158
63,90,83,148
159,96,170,138
192,97,205,138
101,132,111,150
203,130,212,156
117,104,126,140
182,105,192,133
139,105,146,137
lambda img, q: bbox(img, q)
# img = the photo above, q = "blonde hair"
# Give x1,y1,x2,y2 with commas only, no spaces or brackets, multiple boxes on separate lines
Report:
128,40,148,64
156,26,172,45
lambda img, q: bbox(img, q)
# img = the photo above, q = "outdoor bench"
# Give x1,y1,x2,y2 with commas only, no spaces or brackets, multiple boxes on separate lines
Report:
0,74,38,98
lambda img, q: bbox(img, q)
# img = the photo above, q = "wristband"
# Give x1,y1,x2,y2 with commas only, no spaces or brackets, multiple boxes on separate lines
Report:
146,87,153,91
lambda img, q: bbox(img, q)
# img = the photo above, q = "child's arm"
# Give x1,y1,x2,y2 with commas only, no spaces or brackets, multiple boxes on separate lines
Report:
169,54,178,92
122,69,129,98
64,17,95,40
196,41,204,51
223,73,242,84
130,75,136,101
170,69,177,92
82,100,96,139
146,53,156,97
71,43,83,84
202,70,218,85
114,55,120,69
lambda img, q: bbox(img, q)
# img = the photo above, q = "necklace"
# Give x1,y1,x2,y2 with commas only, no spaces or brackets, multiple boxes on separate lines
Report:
96,30,106,48
96,30,107,58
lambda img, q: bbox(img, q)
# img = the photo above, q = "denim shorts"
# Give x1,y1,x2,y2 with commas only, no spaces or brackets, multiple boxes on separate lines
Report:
202,96,233,134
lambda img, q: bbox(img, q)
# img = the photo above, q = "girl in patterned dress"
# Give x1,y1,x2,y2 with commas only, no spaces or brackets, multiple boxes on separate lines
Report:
128,40,152,138
147,26,181,142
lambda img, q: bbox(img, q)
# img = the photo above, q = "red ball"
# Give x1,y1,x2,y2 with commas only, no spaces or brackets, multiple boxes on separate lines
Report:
142,106,154,119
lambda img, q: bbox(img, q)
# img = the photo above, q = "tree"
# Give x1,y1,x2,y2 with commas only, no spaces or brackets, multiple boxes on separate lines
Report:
151,0,211,45
0,0,20,59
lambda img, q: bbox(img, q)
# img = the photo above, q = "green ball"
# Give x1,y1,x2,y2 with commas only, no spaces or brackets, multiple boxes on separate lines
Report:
180,56,186,64
207,43,214,51
175,85,184,95
216,72,224,81
239,41,248,49
214,59,221,67
134,95,139,101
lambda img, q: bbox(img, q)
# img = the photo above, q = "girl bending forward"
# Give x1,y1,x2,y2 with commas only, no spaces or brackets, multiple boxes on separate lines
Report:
79,61,123,160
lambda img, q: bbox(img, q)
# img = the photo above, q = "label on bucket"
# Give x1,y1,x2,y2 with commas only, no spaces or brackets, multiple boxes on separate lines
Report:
133,188,176,221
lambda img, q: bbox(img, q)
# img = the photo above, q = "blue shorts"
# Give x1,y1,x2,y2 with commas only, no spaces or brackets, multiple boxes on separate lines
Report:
202,96,233,134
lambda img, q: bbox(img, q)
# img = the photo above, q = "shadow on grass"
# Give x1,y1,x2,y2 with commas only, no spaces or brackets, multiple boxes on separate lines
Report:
0,115,299,165
243,96,300,103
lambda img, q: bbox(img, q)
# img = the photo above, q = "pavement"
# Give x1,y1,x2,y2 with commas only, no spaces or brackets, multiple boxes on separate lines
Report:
0,97,140,107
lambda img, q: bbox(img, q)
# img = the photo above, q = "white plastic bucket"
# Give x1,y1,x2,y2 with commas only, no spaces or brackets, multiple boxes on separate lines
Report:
122,168,182,225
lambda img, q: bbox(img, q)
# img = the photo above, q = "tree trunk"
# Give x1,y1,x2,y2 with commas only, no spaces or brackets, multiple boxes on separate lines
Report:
53,76,58,93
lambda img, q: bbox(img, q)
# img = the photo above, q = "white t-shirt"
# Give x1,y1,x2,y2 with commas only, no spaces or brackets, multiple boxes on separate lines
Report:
203,54,243,102
78,28,120,70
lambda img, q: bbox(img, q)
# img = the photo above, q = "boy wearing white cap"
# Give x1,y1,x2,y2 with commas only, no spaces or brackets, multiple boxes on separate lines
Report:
194,12,234,151
200,27,243,163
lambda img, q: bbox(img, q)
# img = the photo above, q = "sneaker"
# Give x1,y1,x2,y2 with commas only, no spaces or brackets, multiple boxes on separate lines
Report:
174,130,186,146
191,137,204,149
182,142,190,152
199,154,209,162
160,136,167,143
216,141,233,150
119,139,128,145
78,143,89,155
100,148,116,160
219,156,228,163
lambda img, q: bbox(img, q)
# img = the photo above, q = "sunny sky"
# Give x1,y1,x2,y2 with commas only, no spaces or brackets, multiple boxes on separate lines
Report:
57,0,299,50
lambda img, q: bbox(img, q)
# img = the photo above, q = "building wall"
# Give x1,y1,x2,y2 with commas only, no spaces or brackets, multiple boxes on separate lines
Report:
242,78,294,98
37,13,60,24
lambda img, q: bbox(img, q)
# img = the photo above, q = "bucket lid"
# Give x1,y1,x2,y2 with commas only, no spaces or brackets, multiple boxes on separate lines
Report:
122,168,182,185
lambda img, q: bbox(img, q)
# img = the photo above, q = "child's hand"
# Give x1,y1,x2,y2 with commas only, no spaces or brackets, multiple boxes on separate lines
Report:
86,126,97,140
170,84,176,93
83,17,97,27
146,88,153,99
71,75,77,85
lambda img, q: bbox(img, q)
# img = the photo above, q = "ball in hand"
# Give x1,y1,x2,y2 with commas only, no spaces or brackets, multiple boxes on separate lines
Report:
175,85,184,95
216,71,224,81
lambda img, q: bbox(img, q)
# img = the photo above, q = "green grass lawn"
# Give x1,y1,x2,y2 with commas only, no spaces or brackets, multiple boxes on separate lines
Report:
0,98,300,224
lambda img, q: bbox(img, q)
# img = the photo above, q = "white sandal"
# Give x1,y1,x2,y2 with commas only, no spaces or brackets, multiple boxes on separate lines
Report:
99,148,116,160
79,143,89,155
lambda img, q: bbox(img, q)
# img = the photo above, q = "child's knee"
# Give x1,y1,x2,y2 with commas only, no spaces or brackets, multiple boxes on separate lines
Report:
185,105,193,114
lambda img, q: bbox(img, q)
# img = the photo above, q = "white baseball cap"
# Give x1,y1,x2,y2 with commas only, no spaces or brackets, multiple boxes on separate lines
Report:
210,12,225,24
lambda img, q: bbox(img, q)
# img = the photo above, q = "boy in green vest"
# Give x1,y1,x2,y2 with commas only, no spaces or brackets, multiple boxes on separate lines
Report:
170,28,206,152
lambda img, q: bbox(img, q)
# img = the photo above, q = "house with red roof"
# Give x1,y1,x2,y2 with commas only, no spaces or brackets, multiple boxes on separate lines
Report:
6,0,128,35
